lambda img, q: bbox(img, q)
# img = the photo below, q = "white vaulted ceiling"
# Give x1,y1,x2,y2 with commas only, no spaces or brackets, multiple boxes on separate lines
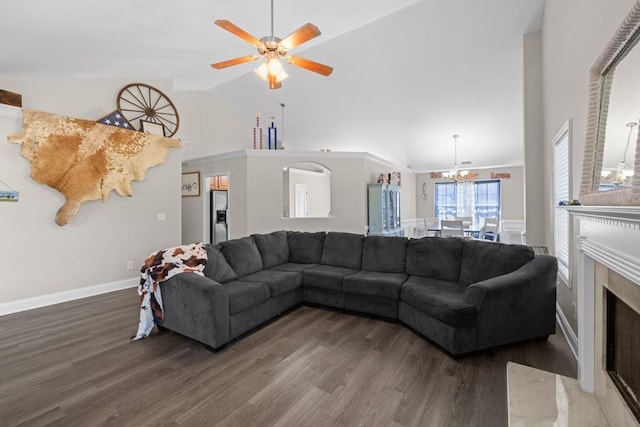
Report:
1,0,544,171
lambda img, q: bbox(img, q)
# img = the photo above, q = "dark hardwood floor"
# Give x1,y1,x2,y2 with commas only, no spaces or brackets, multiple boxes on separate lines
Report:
0,288,576,426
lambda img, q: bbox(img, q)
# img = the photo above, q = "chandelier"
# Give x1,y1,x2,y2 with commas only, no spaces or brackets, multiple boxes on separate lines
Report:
442,135,470,181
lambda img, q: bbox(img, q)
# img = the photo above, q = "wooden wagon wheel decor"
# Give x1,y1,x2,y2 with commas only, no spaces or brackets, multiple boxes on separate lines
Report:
116,83,180,137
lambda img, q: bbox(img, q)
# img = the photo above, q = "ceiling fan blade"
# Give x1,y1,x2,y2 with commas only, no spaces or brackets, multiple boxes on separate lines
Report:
286,56,333,76
279,23,321,50
215,20,262,47
211,55,259,69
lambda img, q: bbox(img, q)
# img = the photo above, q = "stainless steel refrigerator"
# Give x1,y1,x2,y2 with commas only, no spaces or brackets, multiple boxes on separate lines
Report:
210,190,228,244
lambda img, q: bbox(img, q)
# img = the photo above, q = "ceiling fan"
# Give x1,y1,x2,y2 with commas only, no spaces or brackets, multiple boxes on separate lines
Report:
211,0,333,89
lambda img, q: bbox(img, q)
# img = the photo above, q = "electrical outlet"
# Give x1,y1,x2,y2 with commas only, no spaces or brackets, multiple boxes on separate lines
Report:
126,261,134,270
157,212,166,221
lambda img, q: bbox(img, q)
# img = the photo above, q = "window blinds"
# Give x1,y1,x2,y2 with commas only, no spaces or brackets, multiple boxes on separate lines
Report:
554,131,570,283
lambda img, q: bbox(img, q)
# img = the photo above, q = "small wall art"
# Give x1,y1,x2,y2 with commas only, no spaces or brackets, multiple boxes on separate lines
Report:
0,190,19,202
141,120,166,136
182,172,200,197
0,179,19,202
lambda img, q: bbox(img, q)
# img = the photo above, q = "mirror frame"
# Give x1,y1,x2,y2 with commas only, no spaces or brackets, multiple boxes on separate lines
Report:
579,0,640,205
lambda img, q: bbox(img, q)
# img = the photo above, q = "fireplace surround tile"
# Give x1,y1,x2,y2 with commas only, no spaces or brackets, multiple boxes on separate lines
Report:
595,263,640,426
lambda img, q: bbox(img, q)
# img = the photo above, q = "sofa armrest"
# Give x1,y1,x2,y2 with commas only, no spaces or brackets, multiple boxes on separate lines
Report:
464,255,557,307
463,255,558,346
160,273,230,349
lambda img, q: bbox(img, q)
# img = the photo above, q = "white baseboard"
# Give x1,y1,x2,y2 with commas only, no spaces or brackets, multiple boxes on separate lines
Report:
556,302,578,361
0,278,138,316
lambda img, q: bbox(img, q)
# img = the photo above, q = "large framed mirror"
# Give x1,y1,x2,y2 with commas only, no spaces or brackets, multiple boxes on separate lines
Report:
282,162,332,218
579,1,640,205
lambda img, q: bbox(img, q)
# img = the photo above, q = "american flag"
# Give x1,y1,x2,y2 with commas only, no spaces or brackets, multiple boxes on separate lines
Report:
97,110,134,129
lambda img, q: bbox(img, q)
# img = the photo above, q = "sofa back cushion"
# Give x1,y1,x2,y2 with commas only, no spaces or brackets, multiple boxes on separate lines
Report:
287,231,326,264
202,244,237,283
405,237,463,282
253,230,289,269
362,236,408,273
219,236,264,278
321,232,364,269
459,240,534,286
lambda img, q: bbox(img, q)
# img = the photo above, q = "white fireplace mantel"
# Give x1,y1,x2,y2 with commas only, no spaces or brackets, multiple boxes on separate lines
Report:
567,205,640,425
565,205,640,223
568,206,640,290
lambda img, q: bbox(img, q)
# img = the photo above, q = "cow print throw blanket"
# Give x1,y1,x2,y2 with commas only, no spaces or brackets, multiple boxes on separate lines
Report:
132,242,208,341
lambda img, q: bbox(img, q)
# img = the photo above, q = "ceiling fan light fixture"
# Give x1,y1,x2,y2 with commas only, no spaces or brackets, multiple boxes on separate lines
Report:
255,61,288,86
275,69,288,83
268,58,284,75
255,63,269,81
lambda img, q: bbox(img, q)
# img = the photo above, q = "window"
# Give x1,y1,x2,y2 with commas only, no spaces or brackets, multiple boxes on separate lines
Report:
434,180,501,225
434,181,457,219
554,122,571,286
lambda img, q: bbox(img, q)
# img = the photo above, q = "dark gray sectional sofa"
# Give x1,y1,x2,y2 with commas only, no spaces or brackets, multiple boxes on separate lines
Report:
159,231,557,356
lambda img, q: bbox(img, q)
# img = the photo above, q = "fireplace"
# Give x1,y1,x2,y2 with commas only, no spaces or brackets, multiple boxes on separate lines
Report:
606,289,640,422
569,206,640,426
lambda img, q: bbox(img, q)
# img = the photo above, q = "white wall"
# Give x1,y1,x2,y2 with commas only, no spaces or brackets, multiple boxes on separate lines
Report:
177,91,248,161
0,77,183,307
182,150,416,241
414,166,525,222
542,0,637,335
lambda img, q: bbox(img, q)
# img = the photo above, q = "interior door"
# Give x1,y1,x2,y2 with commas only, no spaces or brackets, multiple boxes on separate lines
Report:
294,184,308,217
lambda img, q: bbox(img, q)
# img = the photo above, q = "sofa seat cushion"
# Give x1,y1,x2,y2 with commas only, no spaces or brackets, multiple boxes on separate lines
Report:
243,269,302,297
272,263,319,273
401,276,476,328
219,237,264,279
253,230,289,269
362,236,408,273
222,280,270,315
343,271,408,300
303,265,359,291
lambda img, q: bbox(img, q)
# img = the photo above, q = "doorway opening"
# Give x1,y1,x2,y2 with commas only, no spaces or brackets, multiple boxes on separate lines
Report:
207,174,229,244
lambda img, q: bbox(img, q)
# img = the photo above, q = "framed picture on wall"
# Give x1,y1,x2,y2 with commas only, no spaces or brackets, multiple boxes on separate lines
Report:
140,120,166,136
182,172,200,197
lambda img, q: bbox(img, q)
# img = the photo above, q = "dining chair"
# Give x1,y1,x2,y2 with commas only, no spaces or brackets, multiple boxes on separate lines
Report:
480,217,500,241
455,216,473,228
501,220,526,244
441,220,464,238
425,217,438,237
411,218,426,238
